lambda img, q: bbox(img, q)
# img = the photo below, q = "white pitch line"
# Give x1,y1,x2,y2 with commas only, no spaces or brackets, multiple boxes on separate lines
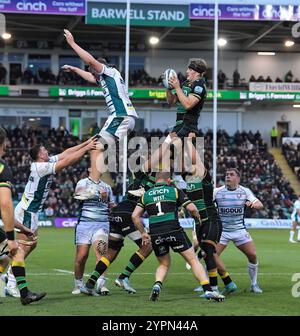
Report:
23,270,295,277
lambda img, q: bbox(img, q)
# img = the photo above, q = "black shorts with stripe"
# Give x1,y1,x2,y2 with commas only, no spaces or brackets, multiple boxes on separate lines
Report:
150,227,192,257
196,217,222,247
109,211,137,238
171,122,199,140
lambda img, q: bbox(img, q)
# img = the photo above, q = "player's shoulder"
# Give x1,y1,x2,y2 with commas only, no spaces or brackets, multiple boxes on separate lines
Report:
238,185,254,195
214,185,226,194
0,158,12,176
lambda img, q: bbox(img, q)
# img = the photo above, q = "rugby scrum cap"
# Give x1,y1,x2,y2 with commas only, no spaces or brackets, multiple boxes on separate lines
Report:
188,58,207,74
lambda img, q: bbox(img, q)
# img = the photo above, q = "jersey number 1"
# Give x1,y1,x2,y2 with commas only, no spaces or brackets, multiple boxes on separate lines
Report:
156,202,165,216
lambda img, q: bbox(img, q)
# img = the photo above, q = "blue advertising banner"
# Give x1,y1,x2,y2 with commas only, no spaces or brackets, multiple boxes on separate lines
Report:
0,0,86,15
190,3,300,21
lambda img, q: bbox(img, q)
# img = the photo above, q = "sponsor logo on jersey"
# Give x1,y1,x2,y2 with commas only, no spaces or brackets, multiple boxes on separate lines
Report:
220,207,243,214
149,188,170,196
194,86,203,94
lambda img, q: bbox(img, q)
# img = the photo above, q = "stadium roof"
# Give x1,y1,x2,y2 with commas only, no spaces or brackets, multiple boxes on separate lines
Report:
1,12,299,53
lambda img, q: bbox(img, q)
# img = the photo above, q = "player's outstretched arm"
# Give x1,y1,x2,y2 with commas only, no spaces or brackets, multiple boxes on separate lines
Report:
61,65,96,83
55,138,97,172
64,29,103,73
186,136,206,178
57,135,97,161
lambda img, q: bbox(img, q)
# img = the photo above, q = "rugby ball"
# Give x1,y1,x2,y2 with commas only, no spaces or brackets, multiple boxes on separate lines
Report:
162,68,177,89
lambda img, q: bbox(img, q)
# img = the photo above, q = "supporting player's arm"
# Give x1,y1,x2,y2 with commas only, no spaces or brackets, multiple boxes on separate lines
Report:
64,29,103,73
57,135,97,161
54,138,97,173
185,135,206,178
169,76,200,110
61,65,96,83
132,204,150,245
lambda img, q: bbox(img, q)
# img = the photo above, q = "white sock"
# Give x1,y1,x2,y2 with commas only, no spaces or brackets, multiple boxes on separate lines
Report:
7,266,16,288
211,285,219,292
297,230,300,241
290,230,295,241
74,278,83,287
97,276,106,288
248,262,258,286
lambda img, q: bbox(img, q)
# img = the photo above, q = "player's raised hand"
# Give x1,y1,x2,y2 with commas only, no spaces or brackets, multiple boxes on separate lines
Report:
61,64,75,72
64,29,75,45
169,75,180,89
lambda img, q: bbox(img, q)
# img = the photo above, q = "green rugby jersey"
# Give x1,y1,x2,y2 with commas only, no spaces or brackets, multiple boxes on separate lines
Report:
173,78,207,126
138,181,191,234
186,170,218,222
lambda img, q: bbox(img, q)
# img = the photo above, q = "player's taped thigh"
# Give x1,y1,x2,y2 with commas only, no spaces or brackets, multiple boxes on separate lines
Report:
93,229,109,256
201,241,217,271
108,238,124,252
17,235,38,247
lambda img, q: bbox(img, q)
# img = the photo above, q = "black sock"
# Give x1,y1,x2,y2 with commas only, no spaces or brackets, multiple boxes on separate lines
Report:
86,257,110,289
220,272,233,286
119,251,145,280
11,262,29,298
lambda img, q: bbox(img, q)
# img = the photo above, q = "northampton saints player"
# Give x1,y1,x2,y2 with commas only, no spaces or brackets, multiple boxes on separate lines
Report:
165,58,207,141
184,135,225,294
132,171,225,302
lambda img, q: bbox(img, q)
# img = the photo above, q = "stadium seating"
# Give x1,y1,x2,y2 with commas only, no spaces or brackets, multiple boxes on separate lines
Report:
3,126,297,219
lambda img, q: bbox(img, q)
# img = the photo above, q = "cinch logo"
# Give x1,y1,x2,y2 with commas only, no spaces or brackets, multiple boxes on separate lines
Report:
16,1,47,12
192,7,221,18
155,235,176,245
61,220,77,227
220,207,243,214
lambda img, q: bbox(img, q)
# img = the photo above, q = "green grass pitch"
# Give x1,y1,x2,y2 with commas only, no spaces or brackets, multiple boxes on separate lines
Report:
1,228,300,316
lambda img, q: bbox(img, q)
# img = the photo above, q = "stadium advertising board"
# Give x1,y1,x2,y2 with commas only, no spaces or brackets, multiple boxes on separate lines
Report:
0,0,86,15
249,82,300,92
50,87,300,101
282,137,300,146
52,217,294,230
86,2,190,27
55,218,78,228
190,3,300,21
0,86,8,95
0,219,53,227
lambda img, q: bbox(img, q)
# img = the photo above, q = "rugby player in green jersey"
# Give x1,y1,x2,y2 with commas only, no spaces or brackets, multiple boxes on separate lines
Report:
165,58,207,142
132,171,225,302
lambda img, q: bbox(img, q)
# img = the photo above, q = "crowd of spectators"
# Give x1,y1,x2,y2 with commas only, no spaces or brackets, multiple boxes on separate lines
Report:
2,61,300,89
282,140,300,182
2,126,297,219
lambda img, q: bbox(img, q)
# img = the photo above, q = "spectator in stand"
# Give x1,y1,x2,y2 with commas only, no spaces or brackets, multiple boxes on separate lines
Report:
284,70,293,82
270,126,278,147
218,70,227,89
233,69,240,88
275,77,283,82
0,63,7,84
22,67,34,84
257,75,265,82
265,76,272,82
293,131,300,137
249,75,256,82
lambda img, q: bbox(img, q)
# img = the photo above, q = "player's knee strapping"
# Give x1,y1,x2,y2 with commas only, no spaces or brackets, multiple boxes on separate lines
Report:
94,229,108,255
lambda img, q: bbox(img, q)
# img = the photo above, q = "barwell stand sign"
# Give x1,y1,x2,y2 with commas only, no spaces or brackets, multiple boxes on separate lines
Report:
86,2,190,27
